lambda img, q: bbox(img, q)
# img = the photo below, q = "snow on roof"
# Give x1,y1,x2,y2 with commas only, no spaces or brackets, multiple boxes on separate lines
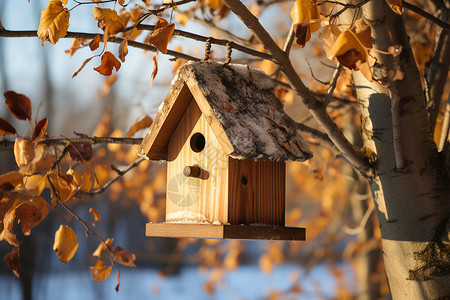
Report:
179,61,312,162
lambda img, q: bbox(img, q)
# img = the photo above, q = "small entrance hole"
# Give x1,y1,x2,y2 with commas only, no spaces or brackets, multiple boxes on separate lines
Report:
241,176,248,185
190,133,206,153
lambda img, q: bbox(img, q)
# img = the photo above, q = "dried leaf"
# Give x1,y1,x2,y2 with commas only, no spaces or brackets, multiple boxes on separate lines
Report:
0,171,23,188
0,117,17,136
89,208,101,223
93,7,124,36
65,38,83,57
89,35,101,51
14,139,35,168
93,238,113,258
385,0,403,15
80,169,91,192
321,24,341,60
4,91,32,120
148,18,175,54
15,195,48,235
53,225,79,264
24,174,46,195
72,56,94,78
31,118,48,142
20,145,56,175
150,54,158,87
112,246,136,267
68,143,93,162
290,0,320,47
126,115,153,137
94,51,121,76
48,172,72,203
90,260,112,281
4,246,20,278
37,0,70,45
118,39,128,62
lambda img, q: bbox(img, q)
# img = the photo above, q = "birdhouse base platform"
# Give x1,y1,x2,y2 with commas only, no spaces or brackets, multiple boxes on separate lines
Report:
146,223,305,241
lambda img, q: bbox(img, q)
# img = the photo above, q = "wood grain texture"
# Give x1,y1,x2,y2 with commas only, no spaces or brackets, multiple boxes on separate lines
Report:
146,223,306,240
138,83,192,160
166,100,229,224
228,159,285,226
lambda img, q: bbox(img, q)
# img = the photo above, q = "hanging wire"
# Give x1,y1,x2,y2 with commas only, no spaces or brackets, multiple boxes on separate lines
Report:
203,37,212,61
223,41,232,66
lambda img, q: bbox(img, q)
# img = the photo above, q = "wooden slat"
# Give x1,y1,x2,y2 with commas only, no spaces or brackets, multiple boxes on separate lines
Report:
146,223,306,241
138,83,193,160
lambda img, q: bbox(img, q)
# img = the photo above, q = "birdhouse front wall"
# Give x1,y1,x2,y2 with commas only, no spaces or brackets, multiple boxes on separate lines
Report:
166,99,229,224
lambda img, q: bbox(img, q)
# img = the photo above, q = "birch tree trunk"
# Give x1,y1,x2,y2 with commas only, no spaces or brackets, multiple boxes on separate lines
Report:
342,1,450,298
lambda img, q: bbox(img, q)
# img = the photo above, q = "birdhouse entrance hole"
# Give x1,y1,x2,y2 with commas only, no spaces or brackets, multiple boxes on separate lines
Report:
190,132,206,152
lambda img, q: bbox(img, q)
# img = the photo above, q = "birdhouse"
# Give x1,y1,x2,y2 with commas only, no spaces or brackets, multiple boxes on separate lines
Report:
138,61,312,240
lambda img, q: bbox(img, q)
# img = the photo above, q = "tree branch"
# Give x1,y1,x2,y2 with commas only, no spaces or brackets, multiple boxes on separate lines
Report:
222,0,372,175
323,63,342,106
402,1,450,32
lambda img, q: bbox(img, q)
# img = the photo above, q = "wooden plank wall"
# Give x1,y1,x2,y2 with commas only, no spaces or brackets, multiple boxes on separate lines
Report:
228,159,285,226
166,100,229,224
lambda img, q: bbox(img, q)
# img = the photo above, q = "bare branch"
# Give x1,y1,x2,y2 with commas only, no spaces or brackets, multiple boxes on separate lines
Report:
323,63,342,106
222,0,372,175
402,1,450,32
86,157,146,196
283,23,295,55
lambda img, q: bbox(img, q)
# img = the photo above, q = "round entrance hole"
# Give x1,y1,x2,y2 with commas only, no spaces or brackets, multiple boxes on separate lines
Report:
190,133,206,152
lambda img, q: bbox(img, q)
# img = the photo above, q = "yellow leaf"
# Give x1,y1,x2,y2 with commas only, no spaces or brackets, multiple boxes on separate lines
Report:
0,171,23,188
19,144,56,175
147,18,175,54
24,174,46,195
93,238,113,258
65,38,83,57
385,0,403,15
37,0,70,45
125,115,153,137
80,169,91,192
14,139,35,168
53,225,79,263
118,39,128,62
290,0,320,47
47,172,72,203
328,29,371,71
89,207,101,223
94,51,121,76
90,260,112,281
93,7,124,36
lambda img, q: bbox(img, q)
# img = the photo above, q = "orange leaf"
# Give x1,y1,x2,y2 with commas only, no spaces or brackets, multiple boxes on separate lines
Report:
4,91,32,120
89,208,101,223
89,35,101,51
112,246,136,267
15,195,48,235
93,7,124,36
290,0,320,47
4,246,20,278
47,172,72,203
20,145,56,176
0,171,23,188
37,0,70,45
118,39,128,62
385,0,403,15
126,115,153,137
94,51,121,76
53,225,79,264
148,18,175,54
72,56,94,78
150,54,159,87
0,117,17,136
80,169,91,193
14,139,35,168
65,38,83,57
31,118,48,142
90,260,112,281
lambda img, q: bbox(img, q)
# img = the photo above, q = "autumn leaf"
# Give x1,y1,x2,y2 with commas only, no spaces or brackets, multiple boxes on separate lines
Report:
290,0,321,47
53,225,79,264
68,143,94,162
89,208,101,223
118,39,128,62
37,0,70,45
48,172,72,203
90,260,112,281
93,238,113,258
0,117,17,136
24,174,46,195
31,118,48,142
4,91,32,120
0,171,23,188
20,145,56,176
15,195,48,235
94,51,121,76
205,0,223,11
65,38,83,57
72,56,94,78
385,0,403,15
89,35,101,51
125,115,153,137
150,54,159,87
93,7,124,37
4,247,20,278
14,139,35,168
112,246,136,267
147,18,175,54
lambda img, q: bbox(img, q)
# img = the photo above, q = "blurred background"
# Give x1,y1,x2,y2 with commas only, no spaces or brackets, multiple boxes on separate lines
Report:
0,0,398,299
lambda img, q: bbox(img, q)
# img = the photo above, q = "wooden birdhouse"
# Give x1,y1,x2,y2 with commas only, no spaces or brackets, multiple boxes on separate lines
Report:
138,61,312,240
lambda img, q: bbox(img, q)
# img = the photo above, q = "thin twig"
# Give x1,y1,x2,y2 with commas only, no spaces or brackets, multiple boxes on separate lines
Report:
323,63,342,106
283,23,295,55
305,59,330,85
402,1,450,32
86,157,146,196
0,137,143,150
438,92,450,152
344,203,374,235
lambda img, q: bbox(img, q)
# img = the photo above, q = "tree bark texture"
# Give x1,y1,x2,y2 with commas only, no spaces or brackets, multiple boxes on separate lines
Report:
344,1,450,299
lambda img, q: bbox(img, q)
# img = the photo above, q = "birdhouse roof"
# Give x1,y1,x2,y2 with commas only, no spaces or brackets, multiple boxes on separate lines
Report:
138,61,312,162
